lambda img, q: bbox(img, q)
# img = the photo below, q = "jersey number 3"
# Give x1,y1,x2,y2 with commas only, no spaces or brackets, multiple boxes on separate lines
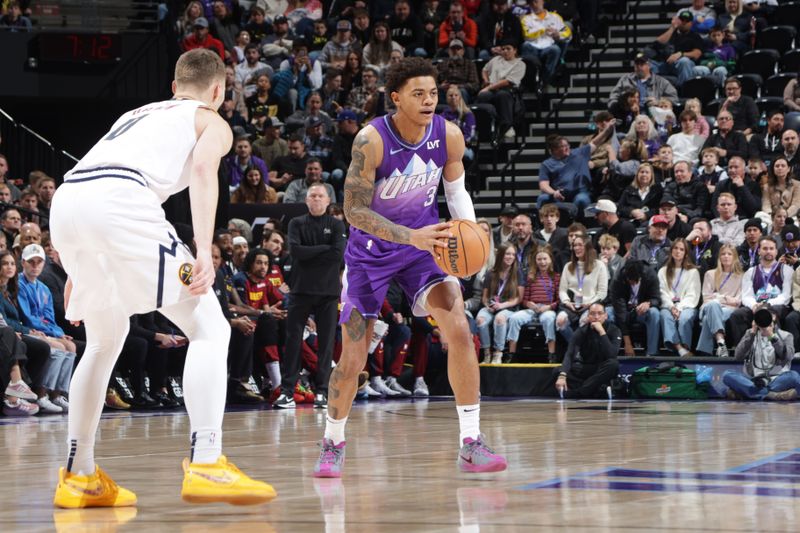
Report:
103,116,147,141
423,185,437,207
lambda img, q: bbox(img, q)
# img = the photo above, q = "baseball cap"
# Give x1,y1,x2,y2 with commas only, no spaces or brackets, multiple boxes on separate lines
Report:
659,196,677,207
781,224,800,241
305,115,323,128
232,236,248,247
678,10,694,22
499,205,519,218
649,215,669,227
264,116,284,128
336,108,357,122
449,39,464,49
193,17,209,28
21,243,45,262
273,15,288,24
589,199,617,214
633,51,648,64
336,19,352,31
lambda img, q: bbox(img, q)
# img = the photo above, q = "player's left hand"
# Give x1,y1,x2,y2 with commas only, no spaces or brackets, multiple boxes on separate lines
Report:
189,252,215,296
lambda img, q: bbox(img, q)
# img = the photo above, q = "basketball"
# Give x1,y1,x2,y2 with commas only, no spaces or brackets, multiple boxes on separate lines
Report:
434,219,491,278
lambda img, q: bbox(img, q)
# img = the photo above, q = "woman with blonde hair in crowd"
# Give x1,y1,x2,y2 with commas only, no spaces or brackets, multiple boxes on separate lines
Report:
176,1,204,37
697,243,743,357
626,115,661,159
231,166,278,205
477,243,524,364
658,239,701,357
440,85,477,162
506,245,560,363
556,234,609,342
617,162,663,225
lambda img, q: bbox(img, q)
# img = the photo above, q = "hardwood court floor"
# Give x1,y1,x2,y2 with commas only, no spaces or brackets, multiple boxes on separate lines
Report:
3,398,800,532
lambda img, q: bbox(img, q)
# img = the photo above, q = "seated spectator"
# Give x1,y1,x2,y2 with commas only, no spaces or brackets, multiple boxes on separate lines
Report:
704,111,749,167
306,18,329,61
608,52,679,113
286,91,333,134
681,0,717,35
0,155,21,201
685,98,711,139
626,115,661,160
340,51,363,102
346,65,382,122
1,320,39,416
231,166,278,204
275,38,323,102
602,139,647,198
420,0,448,54
233,30,252,64
210,0,240,61
283,158,336,204
659,196,692,240
582,111,619,186
0,1,32,31
303,116,333,164
177,1,204,38
648,10,704,88
592,199,636,256
783,130,800,178
511,213,537,278
0,208,20,250
748,157,768,188
598,235,625,282
533,203,568,252
556,235,609,342
554,303,621,399
245,74,282,120
658,239,701,357
493,205,518,246
478,0,523,61
252,117,288,168
225,136,269,191
437,39,480,103
318,68,343,118
718,0,757,55
695,25,736,88
719,77,759,136
269,134,310,191
698,147,728,197
224,65,249,121
389,0,426,57
537,125,614,212
329,108,359,193
554,223,589,272
320,19,362,70
611,259,661,357
244,6,272,44
629,215,672,271
261,15,296,70
738,218,764,270
749,110,785,165
712,191,748,246
34,177,56,220
476,39,526,140
761,156,800,219
653,145,676,184
667,110,705,166
506,245,560,362
618,163,664,225
686,218,722,276
609,89,641,134
181,17,226,58
520,0,571,86
778,224,800,269
784,72,800,125
770,207,788,248
476,243,523,364
437,2,478,59
730,236,793,343
664,160,709,220
724,308,798,401
441,85,477,163
712,156,762,219
697,243,742,356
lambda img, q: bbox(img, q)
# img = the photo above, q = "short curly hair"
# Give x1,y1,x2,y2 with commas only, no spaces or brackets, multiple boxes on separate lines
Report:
384,57,438,96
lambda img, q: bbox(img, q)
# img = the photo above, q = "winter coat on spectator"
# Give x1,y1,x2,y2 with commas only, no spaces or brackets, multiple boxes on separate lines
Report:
663,177,709,220
617,183,664,220
608,73,678,109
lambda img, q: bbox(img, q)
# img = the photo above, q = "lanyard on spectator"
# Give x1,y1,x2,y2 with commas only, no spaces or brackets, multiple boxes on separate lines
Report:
749,248,757,267
758,262,780,287
496,272,508,299
629,282,640,305
651,240,665,261
695,241,710,263
539,272,554,302
718,271,733,292
671,268,683,294
576,264,585,291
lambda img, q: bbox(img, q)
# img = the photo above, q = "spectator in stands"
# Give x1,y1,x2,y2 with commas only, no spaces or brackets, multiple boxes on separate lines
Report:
0,155,20,201
261,15,295,70
749,110,785,165
320,19,361,70
0,1,31,31
235,44,273,99
507,246,560,362
476,243,524,364
611,259,661,357
440,85,477,164
720,77,758,136
276,41,321,112
340,51,363,102
245,6,272,44
712,191,747,246
761,156,800,219
231,166,278,204
681,0,717,35
306,19,328,60
782,130,800,178
245,74,279,120
698,148,727,196
226,136,269,190
696,25,736,88
347,65,382,121
625,115,661,160
684,98,711,139
629,215,672,271
556,235,609,342
591,199,636,256
533,203,569,252
703,111,749,167
713,156,762,219
658,239,701,357
177,1,205,38
389,0,426,57
725,307,798,401
0,185,11,210
658,196,691,240
608,89,641,134
233,30,251,63
617,163,663,226
181,17,226,58
329,108,358,192
554,302,621,398
608,52,679,112
269,134,309,190
225,65,249,120
210,1,240,59
318,68,343,117
283,157,336,203
511,213,536,278
437,39,480,103
537,125,614,212
602,139,647,199
648,10,704,88
652,145,676,184
730,235,793,342
0,209,21,250
686,218,721,277
664,160,709,220
738,218,763,269
33,177,55,220
667,110,705,166
520,0,571,87
784,72,800,123
362,21,402,71
583,111,619,184
779,224,800,269
476,39,526,140
303,115,333,164
697,243,742,356
493,205,518,246
718,0,756,55
437,2,478,59
351,7,371,47
477,0,523,62
252,117,288,167
598,235,624,281
770,208,787,247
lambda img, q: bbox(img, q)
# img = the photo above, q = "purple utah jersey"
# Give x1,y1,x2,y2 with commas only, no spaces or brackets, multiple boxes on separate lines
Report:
341,113,456,322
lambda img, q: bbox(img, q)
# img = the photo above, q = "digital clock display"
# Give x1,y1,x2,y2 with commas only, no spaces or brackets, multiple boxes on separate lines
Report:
38,33,121,64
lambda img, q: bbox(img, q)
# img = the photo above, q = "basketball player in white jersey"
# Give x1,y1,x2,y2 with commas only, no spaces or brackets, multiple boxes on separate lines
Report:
50,49,276,508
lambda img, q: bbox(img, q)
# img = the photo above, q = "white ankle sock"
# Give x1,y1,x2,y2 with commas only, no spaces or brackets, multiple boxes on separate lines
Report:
266,361,281,390
191,429,222,464
456,404,480,445
66,437,95,476
324,415,347,445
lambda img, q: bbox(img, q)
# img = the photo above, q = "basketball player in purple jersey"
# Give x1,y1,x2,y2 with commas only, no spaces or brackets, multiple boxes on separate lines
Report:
313,58,507,477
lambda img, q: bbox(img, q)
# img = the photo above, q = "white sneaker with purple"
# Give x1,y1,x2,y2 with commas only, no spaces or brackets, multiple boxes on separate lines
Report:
4,380,37,401
313,439,346,478
458,434,508,473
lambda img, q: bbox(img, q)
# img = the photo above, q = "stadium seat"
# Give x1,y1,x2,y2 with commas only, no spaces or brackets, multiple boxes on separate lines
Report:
738,49,780,81
755,97,784,116
705,98,723,118
787,114,800,136
732,74,762,98
782,49,800,73
680,76,718,105
764,73,795,97
756,26,797,55
771,2,800,29
470,105,494,143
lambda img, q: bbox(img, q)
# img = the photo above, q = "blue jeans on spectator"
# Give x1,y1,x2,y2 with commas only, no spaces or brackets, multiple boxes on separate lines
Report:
536,190,592,213
521,42,560,83
651,57,702,87
507,309,557,343
660,308,697,347
697,301,734,355
37,349,75,392
477,308,514,351
611,307,661,356
722,370,800,400
693,65,728,88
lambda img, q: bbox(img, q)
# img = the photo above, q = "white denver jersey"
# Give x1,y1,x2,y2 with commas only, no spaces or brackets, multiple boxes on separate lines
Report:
65,99,206,203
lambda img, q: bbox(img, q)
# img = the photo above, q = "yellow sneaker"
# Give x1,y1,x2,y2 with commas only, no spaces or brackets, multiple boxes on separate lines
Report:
181,455,277,505
53,466,137,509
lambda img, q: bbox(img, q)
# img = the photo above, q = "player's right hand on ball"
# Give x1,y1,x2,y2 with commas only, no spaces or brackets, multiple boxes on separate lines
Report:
410,222,453,255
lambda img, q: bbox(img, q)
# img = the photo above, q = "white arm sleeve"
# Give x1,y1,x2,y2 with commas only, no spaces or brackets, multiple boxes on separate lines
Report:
443,172,476,222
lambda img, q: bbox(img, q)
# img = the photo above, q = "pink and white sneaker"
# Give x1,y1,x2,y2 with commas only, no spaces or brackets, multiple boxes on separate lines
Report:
3,398,40,416
5,380,37,401
313,439,346,478
458,434,508,473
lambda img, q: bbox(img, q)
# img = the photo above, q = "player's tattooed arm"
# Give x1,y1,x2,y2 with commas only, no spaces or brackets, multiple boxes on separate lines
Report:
343,128,412,244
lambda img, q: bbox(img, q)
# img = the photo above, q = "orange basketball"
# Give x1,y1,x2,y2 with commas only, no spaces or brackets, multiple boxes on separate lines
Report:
434,219,491,278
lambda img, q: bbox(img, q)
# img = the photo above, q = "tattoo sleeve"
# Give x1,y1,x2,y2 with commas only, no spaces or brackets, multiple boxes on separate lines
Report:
343,130,411,244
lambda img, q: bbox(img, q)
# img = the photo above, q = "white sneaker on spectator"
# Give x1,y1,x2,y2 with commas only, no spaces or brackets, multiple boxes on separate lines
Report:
503,127,516,139
413,377,429,397
370,376,400,397
3,398,39,416
481,354,492,364
363,383,382,398
37,396,63,414
4,380,37,401
385,377,411,396
490,353,503,365
53,395,69,412
715,343,729,358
